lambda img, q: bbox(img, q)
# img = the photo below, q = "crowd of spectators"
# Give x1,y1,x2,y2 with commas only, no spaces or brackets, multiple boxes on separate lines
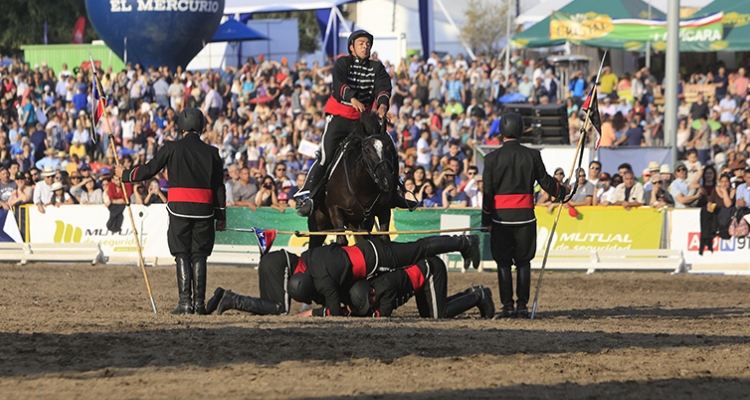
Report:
0,50,748,216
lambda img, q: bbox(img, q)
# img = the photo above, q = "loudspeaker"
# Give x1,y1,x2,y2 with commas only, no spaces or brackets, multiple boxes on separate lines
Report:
501,103,569,145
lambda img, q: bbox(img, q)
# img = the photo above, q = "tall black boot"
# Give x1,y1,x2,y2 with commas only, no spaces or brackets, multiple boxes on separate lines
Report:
420,235,480,270
445,285,495,319
205,287,225,314
494,265,514,319
192,258,208,315
171,257,193,315
216,290,284,315
295,161,326,217
516,264,531,319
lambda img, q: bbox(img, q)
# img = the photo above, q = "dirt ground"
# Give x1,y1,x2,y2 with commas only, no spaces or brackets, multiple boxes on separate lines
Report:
1,262,749,400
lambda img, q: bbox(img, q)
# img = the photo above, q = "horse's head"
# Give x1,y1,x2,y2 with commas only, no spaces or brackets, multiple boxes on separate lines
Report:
361,134,395,193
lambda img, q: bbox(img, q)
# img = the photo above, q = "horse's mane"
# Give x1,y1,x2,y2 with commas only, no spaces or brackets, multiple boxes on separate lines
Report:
344,111,383,152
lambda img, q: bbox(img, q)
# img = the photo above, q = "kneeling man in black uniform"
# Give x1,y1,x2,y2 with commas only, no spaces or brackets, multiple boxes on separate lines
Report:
344,256,495,319
207,235,481,317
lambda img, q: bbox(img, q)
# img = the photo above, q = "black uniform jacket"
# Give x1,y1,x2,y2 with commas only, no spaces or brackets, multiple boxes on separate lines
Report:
369,262,428,317
323,56,392,120
294,243,374,316
121,133,226,220
482,140,562,225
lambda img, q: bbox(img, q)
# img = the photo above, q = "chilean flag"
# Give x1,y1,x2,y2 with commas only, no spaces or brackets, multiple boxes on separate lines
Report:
90,55,105,128
253,228,277,256
580,86,602,150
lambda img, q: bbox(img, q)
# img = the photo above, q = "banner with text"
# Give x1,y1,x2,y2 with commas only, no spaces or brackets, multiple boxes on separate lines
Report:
549,11,724,51
535,206,663,251
670,208,750,266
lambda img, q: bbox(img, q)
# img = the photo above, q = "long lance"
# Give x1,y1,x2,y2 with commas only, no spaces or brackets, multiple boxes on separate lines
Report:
90,52,158,314
530,51,607,320
224,226,488,236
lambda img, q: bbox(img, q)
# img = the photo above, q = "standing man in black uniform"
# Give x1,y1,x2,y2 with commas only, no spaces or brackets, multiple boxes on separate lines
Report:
294,30,393,216
345,256,495,319
210,235,480,317
481,113,567,319
115,108,226,315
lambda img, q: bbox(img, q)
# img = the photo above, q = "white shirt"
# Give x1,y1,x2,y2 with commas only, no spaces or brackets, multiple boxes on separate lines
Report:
416,137,431,165
719,97,737,123
33,180,53,205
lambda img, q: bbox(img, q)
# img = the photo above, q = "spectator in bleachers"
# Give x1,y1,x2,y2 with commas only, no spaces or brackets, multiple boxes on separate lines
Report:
232,166,258,211
670,162,704,208
644,175,674,208
78,175,103,204
254,175,285,213
49,181,74,206
33,167,55,213
612,170,644,210
594,172,615,206
8,171,32,207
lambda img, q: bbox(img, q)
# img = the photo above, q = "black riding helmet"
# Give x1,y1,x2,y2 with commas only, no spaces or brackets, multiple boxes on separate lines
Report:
348,30,374,58
178,107,206,134
288,273,314,303
501,112,524,139
348,280,372,316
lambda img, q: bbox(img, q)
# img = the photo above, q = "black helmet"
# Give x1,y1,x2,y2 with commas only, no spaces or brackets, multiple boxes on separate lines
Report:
178,107,206,134
288,273,314,303
348,280,372,316
347,30,374,56
501,112,524,139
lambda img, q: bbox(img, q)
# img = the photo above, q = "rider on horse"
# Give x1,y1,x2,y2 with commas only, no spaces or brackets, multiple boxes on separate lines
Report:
295,30,411,217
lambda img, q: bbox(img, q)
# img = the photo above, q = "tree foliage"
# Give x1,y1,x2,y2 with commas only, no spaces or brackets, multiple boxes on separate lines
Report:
460,0,510,56
0,0,98,56
252,10,321,55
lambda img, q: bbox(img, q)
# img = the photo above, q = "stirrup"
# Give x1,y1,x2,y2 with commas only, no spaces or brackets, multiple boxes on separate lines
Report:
297,198,314,217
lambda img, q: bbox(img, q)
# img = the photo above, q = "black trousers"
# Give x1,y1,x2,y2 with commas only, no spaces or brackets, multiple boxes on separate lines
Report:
359,237,444,278
168,214,215,261
258,250,297,314
490,221,537,268
415,257,448,319
319,115,358,166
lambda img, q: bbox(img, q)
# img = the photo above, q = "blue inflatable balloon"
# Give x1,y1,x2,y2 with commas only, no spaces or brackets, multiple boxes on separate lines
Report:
86,0,225,71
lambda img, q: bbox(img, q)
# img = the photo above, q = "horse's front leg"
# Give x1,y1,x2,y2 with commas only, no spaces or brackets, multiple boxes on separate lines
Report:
328,206,349,246
376,209,392,243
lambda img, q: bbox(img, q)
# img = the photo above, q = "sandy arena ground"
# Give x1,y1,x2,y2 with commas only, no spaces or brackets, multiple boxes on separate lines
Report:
1,262,749,399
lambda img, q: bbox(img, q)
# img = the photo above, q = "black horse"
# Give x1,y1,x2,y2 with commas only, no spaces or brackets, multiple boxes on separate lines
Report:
308,112,398,247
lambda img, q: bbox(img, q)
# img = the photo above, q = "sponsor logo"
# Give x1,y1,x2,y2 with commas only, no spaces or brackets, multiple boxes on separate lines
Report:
686,232,750,252
54,221,83,243
110,0,221,13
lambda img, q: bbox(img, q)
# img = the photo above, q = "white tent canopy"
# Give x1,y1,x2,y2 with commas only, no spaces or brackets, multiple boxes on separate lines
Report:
224,0,359,15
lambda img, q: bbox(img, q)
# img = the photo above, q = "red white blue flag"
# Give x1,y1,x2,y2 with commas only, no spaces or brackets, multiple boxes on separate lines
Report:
89,55,105,129
253,228,277,256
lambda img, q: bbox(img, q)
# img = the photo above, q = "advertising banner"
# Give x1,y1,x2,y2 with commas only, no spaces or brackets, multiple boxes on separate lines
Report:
27,204,172,259
549,11,724,51
670,209,750,268
535,206,663,251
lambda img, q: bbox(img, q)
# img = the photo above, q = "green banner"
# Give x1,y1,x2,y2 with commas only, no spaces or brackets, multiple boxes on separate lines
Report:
549,11,724,51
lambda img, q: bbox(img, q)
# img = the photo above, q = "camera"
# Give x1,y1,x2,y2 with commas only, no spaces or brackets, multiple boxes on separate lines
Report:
263,183,273,189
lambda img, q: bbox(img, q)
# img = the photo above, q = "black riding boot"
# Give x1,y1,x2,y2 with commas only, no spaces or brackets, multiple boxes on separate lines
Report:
192,258,208,315
171,257,193,315
295,161,326,217
216,290,284,315
205,287,225,314
420,235,480,270
445,285,495,319
494,265,515,319
516,264,531,319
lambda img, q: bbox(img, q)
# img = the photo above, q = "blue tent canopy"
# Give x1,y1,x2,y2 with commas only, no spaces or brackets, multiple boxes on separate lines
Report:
211,19,269,42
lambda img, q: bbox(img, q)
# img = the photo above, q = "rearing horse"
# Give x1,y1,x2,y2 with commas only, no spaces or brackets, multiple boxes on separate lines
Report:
308,112,398,247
